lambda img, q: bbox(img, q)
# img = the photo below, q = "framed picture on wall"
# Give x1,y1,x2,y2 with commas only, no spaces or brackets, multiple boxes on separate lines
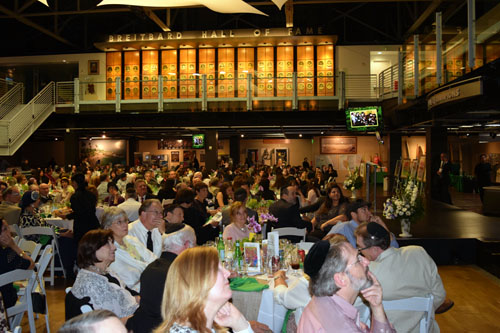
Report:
400,159,411,178
200,153,205,163
171,151,180,162
88,60,99,75
394,160,401,177
410,159,419,178
275,148,288,165
416,155,426,182
320,137,357,154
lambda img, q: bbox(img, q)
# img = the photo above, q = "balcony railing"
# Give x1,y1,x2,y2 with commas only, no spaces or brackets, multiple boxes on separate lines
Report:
378,64,399,99
55,71,399,112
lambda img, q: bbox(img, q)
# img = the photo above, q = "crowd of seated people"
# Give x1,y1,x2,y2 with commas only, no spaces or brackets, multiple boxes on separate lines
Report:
0,157,455,333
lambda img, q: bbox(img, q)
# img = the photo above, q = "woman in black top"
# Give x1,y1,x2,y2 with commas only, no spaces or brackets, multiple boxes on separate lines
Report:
0,219,35,308
64,174,100,244
157,178,176,202
257,178,276,201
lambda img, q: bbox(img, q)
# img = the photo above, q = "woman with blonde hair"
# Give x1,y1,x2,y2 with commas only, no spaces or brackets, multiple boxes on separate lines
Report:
222,202,250,242
154,247,253,333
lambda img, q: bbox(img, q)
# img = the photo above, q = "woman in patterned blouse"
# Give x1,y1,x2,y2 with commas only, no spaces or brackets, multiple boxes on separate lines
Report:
71,229,139,323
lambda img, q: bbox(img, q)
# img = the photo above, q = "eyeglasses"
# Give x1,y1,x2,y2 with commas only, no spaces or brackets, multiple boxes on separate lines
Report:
345,254,363,272
357,245,372,253
146,210,163,216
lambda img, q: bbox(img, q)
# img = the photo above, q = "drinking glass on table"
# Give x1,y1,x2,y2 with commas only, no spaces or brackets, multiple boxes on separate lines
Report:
289,246,301,276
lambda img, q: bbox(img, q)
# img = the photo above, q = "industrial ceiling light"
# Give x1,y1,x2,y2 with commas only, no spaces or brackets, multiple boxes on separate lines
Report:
299,134,302,137
49,0,276,16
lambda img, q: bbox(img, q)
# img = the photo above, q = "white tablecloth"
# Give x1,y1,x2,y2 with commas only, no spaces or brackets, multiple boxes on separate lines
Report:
45,217,74,230
232,276,288,333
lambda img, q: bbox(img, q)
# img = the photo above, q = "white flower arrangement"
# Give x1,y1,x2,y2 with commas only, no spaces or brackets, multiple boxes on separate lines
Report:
343,166,363,191
383,178,423,223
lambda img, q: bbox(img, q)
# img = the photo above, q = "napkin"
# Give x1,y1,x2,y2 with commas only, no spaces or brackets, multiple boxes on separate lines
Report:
229,277,269,292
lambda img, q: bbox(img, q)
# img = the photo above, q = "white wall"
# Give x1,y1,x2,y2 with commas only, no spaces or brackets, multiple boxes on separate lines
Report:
336,45,401,75
0,52,106,101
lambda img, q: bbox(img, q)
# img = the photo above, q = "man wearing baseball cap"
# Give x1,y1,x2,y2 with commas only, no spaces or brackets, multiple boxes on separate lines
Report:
354,222,448,333
298,237,395,332
327,199,399,249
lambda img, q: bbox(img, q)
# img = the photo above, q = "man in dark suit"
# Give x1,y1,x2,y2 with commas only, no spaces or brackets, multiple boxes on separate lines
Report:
268,185,313,242
135,179,156,203
126,225,196,333
436,152,452,204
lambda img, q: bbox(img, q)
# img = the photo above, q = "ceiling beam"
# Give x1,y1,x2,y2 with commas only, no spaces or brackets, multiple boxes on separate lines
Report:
405,0,443,36
0,4,78,48
143,8,170,31
18,0,39,13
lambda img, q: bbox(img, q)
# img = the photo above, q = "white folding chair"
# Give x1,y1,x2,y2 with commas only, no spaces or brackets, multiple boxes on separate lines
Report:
9,224,21,237
298,241,314,252
17,239,42,261
18,226,66,285
0,269,36,333
65,287,93,315
31,245,53,333
271,227,306,241
382,294,434,333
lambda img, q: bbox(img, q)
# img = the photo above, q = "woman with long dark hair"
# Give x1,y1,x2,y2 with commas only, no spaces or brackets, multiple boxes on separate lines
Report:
310,184,349,238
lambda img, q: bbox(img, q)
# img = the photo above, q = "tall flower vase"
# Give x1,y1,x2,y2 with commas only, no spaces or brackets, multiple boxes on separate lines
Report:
399,218,412,238
350,189,357,200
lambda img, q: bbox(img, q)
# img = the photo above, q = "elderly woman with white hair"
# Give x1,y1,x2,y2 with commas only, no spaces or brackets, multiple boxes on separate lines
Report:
101,207,157,292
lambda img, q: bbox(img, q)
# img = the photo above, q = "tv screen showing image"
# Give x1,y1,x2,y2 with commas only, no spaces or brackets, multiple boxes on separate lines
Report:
192,134,205,148
346,106,383,131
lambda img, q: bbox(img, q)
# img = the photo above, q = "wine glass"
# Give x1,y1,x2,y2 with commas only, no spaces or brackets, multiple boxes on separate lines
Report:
289,246,301,277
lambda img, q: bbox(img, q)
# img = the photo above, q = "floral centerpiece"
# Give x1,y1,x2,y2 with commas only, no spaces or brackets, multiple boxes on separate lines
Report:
343,166,363,198
383,178,424,237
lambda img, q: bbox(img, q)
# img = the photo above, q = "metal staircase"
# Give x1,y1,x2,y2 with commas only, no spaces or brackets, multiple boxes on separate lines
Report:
0,82,55,155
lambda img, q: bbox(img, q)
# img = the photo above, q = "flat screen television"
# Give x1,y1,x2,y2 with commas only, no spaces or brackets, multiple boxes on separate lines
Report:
345,106,383,131
192,134,205,148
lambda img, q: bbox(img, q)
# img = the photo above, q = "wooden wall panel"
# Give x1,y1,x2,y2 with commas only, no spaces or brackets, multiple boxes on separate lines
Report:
161,50,177,99
277,46,294,97
142,50,158,99
297,46,314,96
218,48,235,98
179,49,197,98
199,48,216,97
237,48,254,97
317,45,334,96
106,52,122,100
257,47,274,97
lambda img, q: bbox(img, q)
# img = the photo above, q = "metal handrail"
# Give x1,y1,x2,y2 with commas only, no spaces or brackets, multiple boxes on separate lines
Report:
0,82,24,119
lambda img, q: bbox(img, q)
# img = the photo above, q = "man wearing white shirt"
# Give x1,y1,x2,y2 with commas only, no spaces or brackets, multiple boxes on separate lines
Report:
118,188,141,222
128,199,164,257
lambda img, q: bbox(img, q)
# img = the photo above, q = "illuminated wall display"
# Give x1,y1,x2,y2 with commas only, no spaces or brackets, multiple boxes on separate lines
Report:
142,50,158,99
161,50,177,99
106,52,122,100
218,48,235,98
123,51,140,100
100,28,336,100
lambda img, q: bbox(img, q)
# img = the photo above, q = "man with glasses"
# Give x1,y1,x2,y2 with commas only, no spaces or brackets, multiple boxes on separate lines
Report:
298,237,395,332
327,199,399,249
0,186,22,225
128,199,164,256
354,222,447,333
